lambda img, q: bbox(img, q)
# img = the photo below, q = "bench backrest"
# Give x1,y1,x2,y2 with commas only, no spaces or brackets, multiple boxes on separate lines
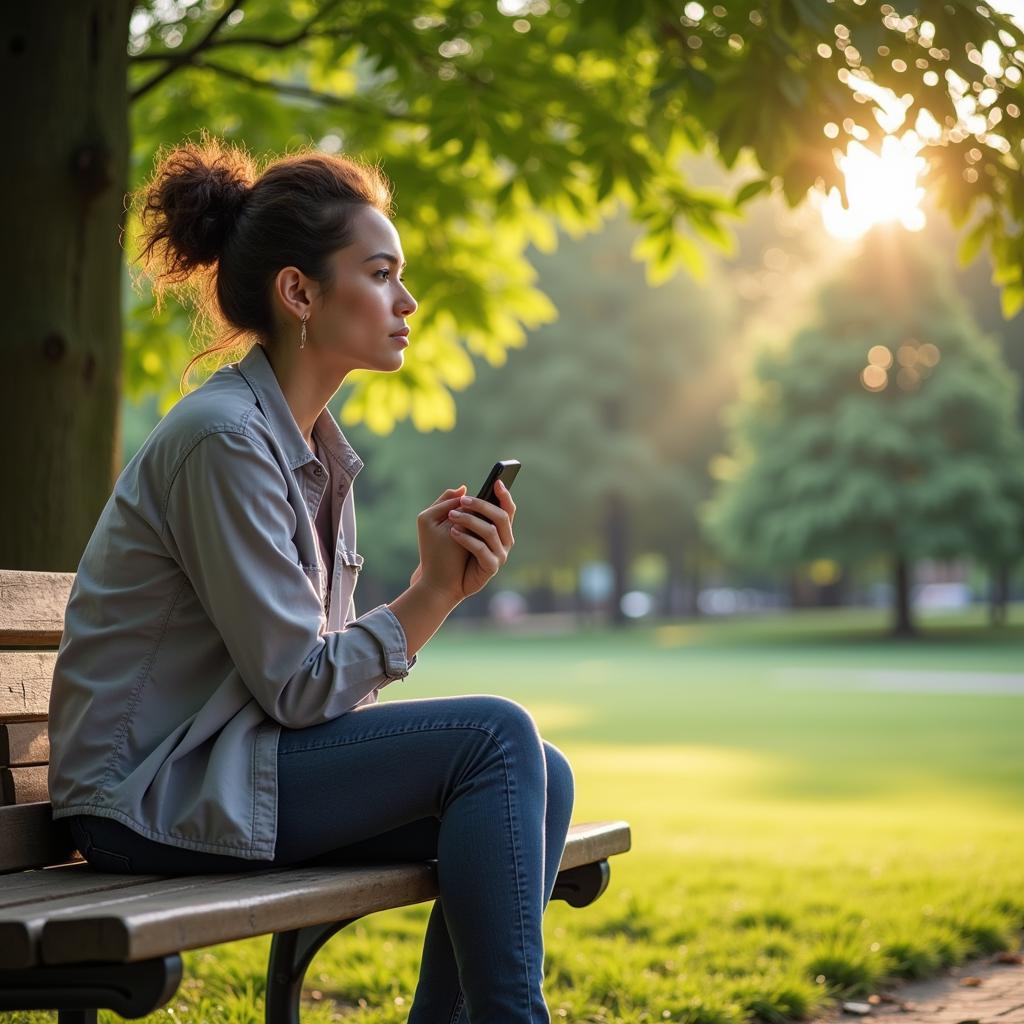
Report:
0,569,78,872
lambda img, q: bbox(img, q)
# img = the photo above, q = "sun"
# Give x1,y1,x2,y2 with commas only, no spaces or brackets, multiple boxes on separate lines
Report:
816,134,929,241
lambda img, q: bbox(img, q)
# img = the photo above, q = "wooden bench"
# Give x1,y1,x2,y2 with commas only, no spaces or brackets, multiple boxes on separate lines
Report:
0,569,631,1023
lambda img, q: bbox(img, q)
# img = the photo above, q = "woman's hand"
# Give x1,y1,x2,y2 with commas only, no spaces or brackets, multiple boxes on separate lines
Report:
445,479,516,599
410,485,467,590
413,485,473,605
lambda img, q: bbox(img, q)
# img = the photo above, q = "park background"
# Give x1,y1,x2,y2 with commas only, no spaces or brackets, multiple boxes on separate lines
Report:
6,1,1024,1022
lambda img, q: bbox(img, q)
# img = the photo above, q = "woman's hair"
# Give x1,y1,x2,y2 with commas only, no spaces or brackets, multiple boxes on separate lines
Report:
130,131,394,391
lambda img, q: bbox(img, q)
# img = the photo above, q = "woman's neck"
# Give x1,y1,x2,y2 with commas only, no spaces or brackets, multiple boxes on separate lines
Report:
262,342,346,451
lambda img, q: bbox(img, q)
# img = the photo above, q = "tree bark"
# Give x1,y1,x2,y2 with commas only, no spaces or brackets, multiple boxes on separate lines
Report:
892,555,916,636
1,1,131,570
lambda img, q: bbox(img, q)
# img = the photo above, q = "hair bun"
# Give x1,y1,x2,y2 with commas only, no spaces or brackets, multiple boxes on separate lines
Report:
135,136,256,279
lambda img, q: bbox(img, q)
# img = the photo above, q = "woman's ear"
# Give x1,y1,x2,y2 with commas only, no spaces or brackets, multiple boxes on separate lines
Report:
274,266,314,319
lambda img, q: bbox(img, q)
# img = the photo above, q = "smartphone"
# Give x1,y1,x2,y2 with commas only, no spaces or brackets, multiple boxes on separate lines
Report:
473,459,521,516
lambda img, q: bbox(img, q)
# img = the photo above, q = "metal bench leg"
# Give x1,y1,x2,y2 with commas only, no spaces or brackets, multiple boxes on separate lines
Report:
266,918,363,1024
0,956,181,1019
552,860,611,907
264,860,612,1023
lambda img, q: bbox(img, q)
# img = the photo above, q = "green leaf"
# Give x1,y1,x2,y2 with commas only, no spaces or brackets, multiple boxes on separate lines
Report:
736,178,771,206
1000,283,1024,320
957,217,992,268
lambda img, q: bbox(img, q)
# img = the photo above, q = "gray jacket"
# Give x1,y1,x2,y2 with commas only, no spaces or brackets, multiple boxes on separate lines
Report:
48,342,416,859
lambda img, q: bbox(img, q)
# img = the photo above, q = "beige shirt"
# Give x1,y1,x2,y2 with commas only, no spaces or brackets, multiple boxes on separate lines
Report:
47,342,416,859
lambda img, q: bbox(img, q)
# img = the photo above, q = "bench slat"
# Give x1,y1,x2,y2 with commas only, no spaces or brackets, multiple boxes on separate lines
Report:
1,765,49,805
0,651,56,722
0,720,48,770
0,570,73,647
0,861,159,911
2,865,436,971
0,803,76,875
10,820,629,967
556,820,631,869
0,865,166,971
44,862,440,966
0,721,49,766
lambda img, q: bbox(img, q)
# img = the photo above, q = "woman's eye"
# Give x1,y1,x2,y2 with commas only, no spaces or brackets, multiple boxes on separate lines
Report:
375,268,407,284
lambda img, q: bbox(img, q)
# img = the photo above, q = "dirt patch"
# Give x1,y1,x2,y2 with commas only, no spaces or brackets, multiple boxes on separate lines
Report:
813,953,1024,1024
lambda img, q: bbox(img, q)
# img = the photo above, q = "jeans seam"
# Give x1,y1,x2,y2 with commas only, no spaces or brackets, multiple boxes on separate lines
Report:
72,819,94,857
279,719,536,1017
90,846,133,871
502,732,532,1020
279,719,510,755
447,988,465,1024
73,821,133,872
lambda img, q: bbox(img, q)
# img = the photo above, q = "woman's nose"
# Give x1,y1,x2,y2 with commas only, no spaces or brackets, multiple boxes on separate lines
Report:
397,288,417,317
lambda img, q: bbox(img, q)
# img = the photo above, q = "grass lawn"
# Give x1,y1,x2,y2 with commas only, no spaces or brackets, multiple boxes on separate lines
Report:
18,604,1024,1023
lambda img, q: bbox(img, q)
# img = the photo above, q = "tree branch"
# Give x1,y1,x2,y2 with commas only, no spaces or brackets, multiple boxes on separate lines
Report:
132,0,247,101
130,27,342,62
190,59,426,124
132,0,348,68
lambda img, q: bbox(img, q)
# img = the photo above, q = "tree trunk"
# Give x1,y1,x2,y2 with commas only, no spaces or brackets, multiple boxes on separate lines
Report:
605,491,628,627
817,569,846,607
892,555,916,637
685,533,702,617
788,572,814,608
989,562,1010,627
600,395,629,627
662,540,685,617
1,1,131,571
572,564,599,628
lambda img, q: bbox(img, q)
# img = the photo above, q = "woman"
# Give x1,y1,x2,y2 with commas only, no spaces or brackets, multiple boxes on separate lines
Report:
47,136,574,1024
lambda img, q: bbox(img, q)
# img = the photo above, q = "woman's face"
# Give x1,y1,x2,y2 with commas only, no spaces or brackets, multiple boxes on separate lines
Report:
281,204,418,376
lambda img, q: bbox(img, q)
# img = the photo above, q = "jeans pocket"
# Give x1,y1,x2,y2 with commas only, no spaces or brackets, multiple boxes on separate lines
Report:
86,845,135,873
69,816,92,859
69,817,135,873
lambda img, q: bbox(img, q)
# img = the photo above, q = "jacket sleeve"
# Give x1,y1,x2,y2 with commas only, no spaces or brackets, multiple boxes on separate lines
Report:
162,427,415,728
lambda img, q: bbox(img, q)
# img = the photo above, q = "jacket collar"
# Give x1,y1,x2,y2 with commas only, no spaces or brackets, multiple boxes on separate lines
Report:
236,342,364,482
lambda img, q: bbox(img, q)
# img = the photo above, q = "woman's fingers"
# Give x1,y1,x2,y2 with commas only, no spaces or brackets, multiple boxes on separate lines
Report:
447,477,517,590
448,508,511,577
495,479,517,523
452,493,514,549
424,496,471,524
430,486,466,508
450,523,504,569
447,507,501,549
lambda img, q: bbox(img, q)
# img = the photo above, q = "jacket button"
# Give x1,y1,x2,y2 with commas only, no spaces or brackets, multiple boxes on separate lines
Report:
313,466,324,477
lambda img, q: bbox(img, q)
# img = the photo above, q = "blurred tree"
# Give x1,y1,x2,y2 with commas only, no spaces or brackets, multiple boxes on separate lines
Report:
946,213,1024,621
707,228,1024,636
347,213,733,624
6,0,1023,569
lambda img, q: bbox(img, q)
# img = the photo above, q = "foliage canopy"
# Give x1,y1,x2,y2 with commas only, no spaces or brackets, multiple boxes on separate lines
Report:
126,0,1024,429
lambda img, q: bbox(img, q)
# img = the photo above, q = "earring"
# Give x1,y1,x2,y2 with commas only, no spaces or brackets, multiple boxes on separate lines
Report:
300,312,308,350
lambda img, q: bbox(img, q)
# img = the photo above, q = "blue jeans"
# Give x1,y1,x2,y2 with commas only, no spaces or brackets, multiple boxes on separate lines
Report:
69,694,575,1024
